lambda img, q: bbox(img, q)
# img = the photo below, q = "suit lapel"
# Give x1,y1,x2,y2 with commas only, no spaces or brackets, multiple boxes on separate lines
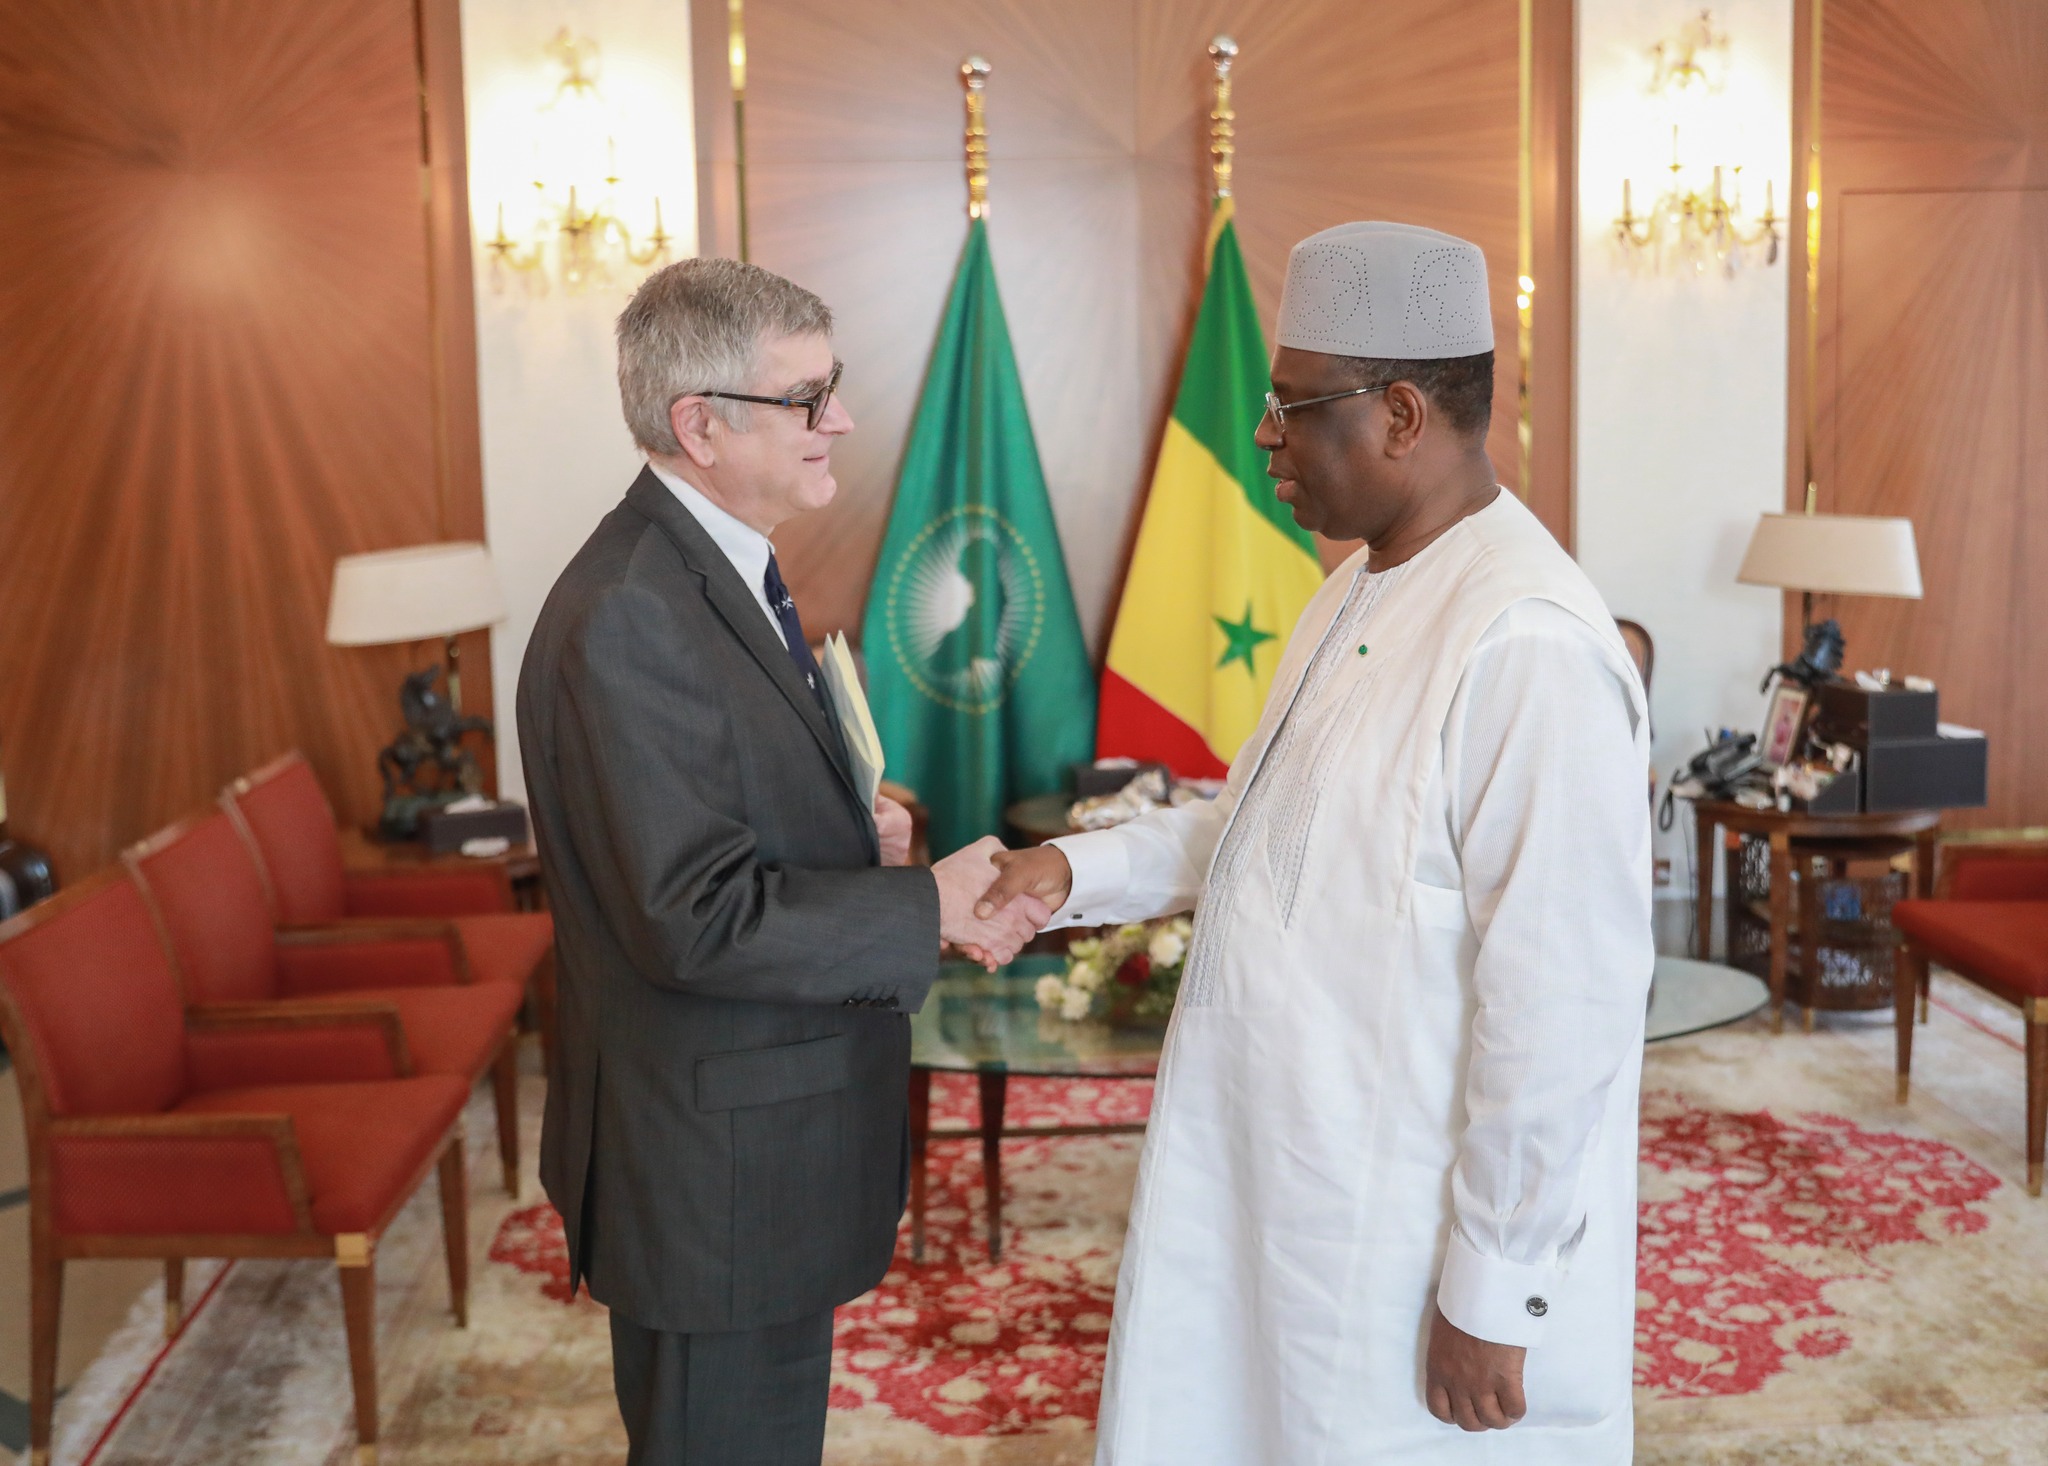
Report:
624,469,862,805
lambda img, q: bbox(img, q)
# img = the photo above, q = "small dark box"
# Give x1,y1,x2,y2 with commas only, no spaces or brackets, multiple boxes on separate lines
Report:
1799,765,1863,814
1864,736,1987,812
1811,681,1939,748
419,801,530,854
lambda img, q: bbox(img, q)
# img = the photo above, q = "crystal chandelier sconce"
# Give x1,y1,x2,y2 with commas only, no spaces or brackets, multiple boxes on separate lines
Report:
485,30,674,294
1612,10,1782,277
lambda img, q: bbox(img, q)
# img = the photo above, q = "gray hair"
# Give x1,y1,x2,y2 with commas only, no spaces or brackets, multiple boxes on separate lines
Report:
616,257,833,453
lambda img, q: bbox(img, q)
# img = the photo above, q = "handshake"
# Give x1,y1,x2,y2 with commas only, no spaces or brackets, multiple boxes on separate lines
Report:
931,836,1077,970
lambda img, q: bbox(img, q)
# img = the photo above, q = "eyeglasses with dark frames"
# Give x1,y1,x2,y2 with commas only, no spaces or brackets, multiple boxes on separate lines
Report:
1262,382,1388,442
693,360,844,432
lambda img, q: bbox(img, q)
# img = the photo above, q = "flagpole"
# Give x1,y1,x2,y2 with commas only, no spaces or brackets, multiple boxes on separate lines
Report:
1208,36,1237,202
961,55,991,219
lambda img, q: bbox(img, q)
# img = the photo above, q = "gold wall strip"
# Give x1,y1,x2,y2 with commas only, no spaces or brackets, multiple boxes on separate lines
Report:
729,0,750,261
1516,0,1535,501
1802,0,1822,512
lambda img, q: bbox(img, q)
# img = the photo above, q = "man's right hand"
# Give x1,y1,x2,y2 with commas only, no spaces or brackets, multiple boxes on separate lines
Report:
932,837,1052,970
974,846,1073,920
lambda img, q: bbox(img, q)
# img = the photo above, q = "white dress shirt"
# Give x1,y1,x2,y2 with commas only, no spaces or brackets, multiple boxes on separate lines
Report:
647,460,786,647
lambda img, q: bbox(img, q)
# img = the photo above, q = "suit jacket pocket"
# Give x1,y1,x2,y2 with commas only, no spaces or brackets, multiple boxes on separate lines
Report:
695,1033,853,1112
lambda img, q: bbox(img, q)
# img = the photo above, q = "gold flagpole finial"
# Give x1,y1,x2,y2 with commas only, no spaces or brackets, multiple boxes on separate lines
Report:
961,55,992,219
1208,36,1238,200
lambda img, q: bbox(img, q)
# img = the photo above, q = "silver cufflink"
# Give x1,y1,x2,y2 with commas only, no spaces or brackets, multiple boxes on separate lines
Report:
1525,1296,1548,1317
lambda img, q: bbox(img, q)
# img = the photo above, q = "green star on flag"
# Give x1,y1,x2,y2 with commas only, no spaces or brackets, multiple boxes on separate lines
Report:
1214,602,1276,674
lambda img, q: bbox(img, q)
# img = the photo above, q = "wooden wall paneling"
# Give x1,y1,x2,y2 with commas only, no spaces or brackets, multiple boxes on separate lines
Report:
740,0,1145,644
1524,0,1575,548
0,0,485,879
416,0,495,788
692,0,742,261
1808,0,2048,830
727,0,1526,639
1128,0,1524,571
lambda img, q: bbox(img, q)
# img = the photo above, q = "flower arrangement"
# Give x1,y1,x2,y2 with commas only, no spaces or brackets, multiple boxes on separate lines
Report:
1034,917,1193,1027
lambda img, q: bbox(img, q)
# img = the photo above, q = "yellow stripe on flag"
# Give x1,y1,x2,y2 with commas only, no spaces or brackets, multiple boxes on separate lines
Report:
1104,419,1326,761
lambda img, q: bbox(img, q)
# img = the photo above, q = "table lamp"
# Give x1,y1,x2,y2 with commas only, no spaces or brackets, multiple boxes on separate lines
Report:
1736,512,1923,634
328,542,508,836
327,542,507,714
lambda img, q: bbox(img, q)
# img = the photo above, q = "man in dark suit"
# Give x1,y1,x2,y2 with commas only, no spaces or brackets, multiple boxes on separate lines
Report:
518,257,1049,1465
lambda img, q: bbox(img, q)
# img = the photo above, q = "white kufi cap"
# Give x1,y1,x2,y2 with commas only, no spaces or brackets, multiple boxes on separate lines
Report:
1275,221,1493,359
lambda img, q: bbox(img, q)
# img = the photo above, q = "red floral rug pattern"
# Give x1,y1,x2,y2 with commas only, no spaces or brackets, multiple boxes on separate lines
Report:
1635,1087,2000,1398
827,1074,1151,1436
487,1077,2005,1433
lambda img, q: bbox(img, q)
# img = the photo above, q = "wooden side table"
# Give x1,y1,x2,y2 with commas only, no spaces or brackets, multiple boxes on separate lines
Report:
1689,799,1939,1032
336,827,544,910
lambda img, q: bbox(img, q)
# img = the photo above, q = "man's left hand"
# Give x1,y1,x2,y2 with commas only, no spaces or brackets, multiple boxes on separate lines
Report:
1424,1306,1526,1432
874,794,914,867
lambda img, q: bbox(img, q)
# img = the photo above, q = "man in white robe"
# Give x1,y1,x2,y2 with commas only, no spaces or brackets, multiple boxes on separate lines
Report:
975,222,1652,1463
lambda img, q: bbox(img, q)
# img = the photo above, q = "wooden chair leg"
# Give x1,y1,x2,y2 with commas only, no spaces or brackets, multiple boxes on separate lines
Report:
491,1029,520,1198
2028,1016,2047,1198
165,1256,186,1336
1895,946,1922,1103
535,950,558,1075
29,1246,61,1466
439,1136,471,1327
979,1070,1008,1262
1919,959,1931,1024
336,1238,380,1464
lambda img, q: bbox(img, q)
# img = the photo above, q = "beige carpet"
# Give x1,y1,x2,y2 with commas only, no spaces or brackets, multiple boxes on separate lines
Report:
23,971,2048,1465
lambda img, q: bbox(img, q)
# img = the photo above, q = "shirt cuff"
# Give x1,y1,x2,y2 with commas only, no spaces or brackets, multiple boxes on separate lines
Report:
1436,1228,1569,1349
1043,832,1131,929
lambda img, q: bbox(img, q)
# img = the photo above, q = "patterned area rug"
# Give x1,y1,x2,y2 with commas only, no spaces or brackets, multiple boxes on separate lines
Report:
28,973,2048,1465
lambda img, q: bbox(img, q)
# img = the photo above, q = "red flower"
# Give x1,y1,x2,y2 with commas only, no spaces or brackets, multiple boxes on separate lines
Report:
1115,952,1152,988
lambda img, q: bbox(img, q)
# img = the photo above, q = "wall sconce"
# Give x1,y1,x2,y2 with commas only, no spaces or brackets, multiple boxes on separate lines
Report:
1612,10,1781,277
484,30,674,293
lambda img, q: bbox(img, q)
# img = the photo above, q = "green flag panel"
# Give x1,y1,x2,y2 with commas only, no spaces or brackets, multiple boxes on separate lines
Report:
861,220,1096,855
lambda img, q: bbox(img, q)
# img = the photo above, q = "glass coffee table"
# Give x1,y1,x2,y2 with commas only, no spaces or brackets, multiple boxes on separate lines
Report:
909,955,1163,1262
908,953,1767,1262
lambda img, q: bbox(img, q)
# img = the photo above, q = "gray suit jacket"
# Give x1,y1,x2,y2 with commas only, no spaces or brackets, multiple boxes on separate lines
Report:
517,468,941,1334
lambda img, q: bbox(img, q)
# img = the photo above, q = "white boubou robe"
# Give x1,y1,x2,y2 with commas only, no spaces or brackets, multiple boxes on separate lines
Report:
1047,489,1653,1465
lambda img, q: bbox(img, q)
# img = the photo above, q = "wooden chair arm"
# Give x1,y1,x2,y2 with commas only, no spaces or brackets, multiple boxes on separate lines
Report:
49,1113,316,1232
188,1000,413,1076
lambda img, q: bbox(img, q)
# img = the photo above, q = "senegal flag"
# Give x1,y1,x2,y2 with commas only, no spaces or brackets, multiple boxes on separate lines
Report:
1096,198,1326,777
862,218,1096,855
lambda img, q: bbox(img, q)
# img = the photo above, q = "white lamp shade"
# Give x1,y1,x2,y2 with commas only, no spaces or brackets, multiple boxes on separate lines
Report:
326,542,508,646
1735,513,1923,599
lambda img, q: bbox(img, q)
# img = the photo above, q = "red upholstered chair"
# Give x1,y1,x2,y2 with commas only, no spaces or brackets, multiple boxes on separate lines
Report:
0,868,470,1466
1894,842,2048,1194
124,808,526,1196
223,752,557,1060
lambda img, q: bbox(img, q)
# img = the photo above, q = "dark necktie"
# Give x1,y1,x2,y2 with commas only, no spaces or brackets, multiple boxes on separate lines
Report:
763,551,827,711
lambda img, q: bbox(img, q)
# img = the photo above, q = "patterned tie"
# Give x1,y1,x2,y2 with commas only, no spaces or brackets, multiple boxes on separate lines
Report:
763,551,827,711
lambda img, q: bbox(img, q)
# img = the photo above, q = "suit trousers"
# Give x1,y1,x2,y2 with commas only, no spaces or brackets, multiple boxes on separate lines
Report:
608,1306,836,1465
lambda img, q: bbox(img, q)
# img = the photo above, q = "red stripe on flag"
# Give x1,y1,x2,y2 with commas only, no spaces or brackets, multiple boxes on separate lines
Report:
1095,669,1229,779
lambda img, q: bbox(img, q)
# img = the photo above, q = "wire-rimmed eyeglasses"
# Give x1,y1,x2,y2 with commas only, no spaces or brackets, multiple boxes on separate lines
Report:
1262,382,1388,442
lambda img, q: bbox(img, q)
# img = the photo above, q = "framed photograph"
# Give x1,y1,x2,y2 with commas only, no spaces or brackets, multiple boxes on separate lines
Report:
1761,682,1811,769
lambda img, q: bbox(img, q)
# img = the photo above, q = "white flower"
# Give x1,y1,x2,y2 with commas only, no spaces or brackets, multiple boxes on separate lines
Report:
1067,959,1103,993
1035,975,1067,1010
1060,985,1094,1021
1117,923,1150,944
1068,937,1103,961
1147,927,1187,969
1169,916,1194,940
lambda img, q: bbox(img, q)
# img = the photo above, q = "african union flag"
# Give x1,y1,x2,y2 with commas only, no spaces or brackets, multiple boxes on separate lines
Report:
1096,197,1326,777
861,217,1095,855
